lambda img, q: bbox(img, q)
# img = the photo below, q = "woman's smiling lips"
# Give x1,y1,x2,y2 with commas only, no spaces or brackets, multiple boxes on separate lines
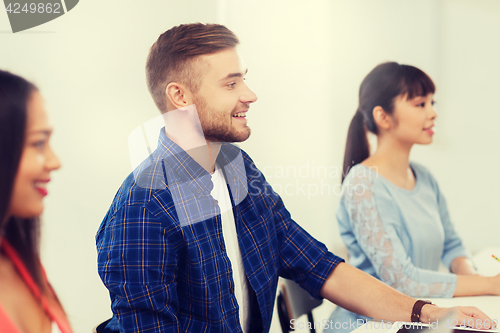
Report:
34,179,50,196
423,126,434,135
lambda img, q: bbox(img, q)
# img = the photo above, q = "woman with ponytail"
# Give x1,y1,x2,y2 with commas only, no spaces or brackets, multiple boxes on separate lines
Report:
0,70,72,333
325,62,500,332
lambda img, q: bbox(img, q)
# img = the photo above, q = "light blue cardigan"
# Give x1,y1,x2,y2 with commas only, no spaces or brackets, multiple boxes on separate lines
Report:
324,163,471,333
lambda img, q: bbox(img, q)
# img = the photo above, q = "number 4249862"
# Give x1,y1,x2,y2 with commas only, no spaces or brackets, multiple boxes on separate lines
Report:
442,318,498,329
5,3,62,14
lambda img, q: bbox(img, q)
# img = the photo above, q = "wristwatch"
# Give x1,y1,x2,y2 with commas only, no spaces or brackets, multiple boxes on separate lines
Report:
411,300,433,322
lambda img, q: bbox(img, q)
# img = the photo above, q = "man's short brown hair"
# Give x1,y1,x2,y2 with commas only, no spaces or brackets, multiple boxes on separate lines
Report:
146,23,239,113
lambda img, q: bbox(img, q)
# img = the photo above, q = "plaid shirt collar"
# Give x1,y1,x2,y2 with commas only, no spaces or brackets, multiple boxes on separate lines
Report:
137,128,248,225
154,128,214,196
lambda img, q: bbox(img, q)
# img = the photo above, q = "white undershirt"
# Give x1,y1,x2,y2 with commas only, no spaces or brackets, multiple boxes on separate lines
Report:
210,166,249,333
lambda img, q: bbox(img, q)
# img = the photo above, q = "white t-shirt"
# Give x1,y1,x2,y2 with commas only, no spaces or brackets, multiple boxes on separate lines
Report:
210,166,250,332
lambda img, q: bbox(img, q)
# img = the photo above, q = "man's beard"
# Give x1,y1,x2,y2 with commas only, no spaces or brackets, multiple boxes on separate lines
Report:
193,95,251,143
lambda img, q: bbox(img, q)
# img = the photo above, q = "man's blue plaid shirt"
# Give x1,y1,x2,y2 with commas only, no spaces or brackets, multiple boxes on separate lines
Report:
96,129,344,333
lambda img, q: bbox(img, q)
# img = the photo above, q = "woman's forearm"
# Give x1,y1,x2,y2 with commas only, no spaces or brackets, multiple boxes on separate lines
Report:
454,274,500,296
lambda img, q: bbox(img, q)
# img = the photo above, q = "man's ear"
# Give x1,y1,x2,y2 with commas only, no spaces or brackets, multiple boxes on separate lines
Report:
372,106,394,130
166,82,193,109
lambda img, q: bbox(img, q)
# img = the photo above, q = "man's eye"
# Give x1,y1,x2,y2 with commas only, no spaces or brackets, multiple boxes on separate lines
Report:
227,82,236,88
418,102,425,107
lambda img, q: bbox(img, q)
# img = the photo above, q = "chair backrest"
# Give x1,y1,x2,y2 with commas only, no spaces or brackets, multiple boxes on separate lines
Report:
92,318,111,333
277,278,323,333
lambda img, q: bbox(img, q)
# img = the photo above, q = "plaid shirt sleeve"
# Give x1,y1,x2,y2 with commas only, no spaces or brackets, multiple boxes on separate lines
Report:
97,199,183,333
241,151,344,299
273,191,343,297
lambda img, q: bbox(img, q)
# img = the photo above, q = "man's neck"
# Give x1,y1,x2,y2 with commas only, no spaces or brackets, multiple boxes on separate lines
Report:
163,106,221,173
176,140,221,174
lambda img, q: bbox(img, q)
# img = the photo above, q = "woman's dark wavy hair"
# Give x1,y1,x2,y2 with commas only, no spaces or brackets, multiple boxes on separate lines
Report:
341,62,436,183
0,69,45,290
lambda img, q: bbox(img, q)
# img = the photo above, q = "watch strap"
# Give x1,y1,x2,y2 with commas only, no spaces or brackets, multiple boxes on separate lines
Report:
411,300,432,322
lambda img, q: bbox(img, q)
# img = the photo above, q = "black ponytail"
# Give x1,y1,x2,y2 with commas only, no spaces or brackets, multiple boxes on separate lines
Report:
342,111,369,183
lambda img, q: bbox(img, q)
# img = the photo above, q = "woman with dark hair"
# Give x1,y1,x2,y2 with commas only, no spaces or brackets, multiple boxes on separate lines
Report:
325,62,500,332
0,70,72,333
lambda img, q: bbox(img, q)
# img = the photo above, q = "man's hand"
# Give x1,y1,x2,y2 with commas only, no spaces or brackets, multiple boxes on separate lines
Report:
421,304,496,330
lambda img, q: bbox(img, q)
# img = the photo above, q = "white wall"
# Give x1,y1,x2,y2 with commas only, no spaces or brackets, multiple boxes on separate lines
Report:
431,0,500,253
222,0,500,255
1,1,499,333
222,0,442,255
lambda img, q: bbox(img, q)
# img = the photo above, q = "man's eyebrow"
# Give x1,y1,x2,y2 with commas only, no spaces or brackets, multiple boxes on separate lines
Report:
219,69,248,81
